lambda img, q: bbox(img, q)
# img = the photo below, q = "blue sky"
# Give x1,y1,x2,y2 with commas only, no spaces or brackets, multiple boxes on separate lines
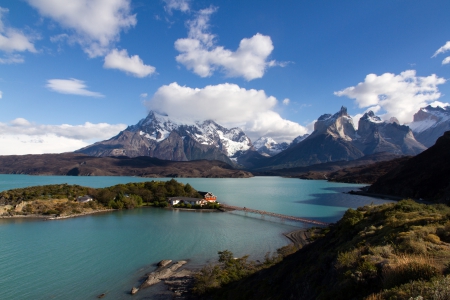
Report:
1,0,450,154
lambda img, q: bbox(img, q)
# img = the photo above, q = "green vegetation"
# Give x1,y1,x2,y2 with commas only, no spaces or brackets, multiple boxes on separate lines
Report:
173,201,220,209
0,179,202,217
193,245,299,295
197,200,450,300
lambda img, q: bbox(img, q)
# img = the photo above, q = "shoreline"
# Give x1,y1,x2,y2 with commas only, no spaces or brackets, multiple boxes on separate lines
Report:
0,208,115,220
143,228,313,299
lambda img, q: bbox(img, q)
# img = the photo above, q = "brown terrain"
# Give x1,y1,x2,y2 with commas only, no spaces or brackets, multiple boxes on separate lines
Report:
368,130,450,201
0,153,253,178
253,152,404,183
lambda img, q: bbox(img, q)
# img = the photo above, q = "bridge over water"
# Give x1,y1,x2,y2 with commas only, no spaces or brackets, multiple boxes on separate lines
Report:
220,204,329,226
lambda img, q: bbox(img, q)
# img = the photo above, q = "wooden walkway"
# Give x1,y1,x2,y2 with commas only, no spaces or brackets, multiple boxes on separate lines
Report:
220,204,329,226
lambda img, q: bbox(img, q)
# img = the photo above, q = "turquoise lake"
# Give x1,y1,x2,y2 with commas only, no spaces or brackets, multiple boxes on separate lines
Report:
0,175,393,299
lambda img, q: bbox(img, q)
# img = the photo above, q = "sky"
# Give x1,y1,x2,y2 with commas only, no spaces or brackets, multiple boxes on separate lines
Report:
1,0,450,155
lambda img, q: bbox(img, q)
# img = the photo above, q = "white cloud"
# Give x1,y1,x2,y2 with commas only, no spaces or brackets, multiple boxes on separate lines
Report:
46,78,104,97
145,82,307,142
442,56,450,65
0,54,25,64
0,90,2,99
282,98,290,105
0,134,88,155
164,0,190,13
432,41,450,57
27,0,136,57
103,49,156,77
0,7,36,54
0,119,127,155
140,93,148,98
334,70,447,124
174,7,279,81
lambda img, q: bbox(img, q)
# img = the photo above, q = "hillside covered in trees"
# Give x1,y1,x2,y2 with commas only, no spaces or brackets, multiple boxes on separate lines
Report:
0,179,201,217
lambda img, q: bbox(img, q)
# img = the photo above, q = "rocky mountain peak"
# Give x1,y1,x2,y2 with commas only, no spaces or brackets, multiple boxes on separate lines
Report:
77,110,253,163
313,106,356,141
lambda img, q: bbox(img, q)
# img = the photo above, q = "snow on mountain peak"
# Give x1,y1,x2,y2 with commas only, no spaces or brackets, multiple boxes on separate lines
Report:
409,105,450,133
133,111,252,157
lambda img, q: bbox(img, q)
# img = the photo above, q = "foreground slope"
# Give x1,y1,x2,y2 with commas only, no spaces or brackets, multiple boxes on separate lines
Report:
0,153,253,178
204,200,450,300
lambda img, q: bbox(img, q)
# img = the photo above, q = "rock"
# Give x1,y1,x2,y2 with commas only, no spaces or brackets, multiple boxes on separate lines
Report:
130,287,139,295
139,260,188,290
157,260,172,268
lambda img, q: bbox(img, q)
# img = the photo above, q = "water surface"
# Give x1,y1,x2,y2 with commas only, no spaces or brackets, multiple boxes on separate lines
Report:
0,175,392,299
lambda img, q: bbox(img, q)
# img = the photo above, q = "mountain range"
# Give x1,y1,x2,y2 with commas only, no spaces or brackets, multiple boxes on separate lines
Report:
409,105,450,147
76,111,252,165
76,105,449,170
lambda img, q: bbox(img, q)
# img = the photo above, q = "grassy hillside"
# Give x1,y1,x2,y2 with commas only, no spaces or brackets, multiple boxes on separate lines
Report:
197,200,450,300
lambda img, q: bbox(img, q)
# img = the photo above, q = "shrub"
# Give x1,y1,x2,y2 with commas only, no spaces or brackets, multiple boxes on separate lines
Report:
383,256,440,289
342,208,364,226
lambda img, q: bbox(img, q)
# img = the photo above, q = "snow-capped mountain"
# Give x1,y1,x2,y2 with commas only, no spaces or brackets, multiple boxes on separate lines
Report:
253,137,289,157
76,111,252,163
409,105,450,147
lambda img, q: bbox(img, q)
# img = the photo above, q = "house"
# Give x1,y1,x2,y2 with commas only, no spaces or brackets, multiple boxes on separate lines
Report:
168,197,206,206
198,191,217,202
77,195,93,203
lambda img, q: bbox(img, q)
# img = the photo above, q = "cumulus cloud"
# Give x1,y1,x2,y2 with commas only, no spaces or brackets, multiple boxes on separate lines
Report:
0,119,127,155
174,7,279,81
145,82,307,142
27,0,136,57
0,90,2,98
164,0,190,13
0,7,36,55
103,49,156,77
46,78,104,97
334,70,447,124
282,98,290,105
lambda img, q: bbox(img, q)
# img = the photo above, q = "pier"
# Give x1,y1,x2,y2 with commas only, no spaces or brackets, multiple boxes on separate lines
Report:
220,204,329,226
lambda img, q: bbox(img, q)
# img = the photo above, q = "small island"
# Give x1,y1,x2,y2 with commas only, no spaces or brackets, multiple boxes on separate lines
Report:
0,179,220,218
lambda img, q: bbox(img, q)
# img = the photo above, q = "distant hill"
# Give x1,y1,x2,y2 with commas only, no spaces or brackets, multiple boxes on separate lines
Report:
0,153,253,178
254,152,403,181
369,130,450,201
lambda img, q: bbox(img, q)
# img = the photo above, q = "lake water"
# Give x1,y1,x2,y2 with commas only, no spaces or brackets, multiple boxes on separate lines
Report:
0,175,392,299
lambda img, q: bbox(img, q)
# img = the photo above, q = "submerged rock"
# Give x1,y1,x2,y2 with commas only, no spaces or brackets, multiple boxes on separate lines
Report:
130,287,139,295
157,259,172,267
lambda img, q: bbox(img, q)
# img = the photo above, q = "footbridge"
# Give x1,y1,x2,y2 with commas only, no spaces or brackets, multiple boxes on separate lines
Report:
220,204,329,226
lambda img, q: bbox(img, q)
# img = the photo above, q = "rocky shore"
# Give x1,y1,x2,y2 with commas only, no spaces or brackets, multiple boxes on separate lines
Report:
131,260,197,299
133,229,314,299
0,208,114,220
